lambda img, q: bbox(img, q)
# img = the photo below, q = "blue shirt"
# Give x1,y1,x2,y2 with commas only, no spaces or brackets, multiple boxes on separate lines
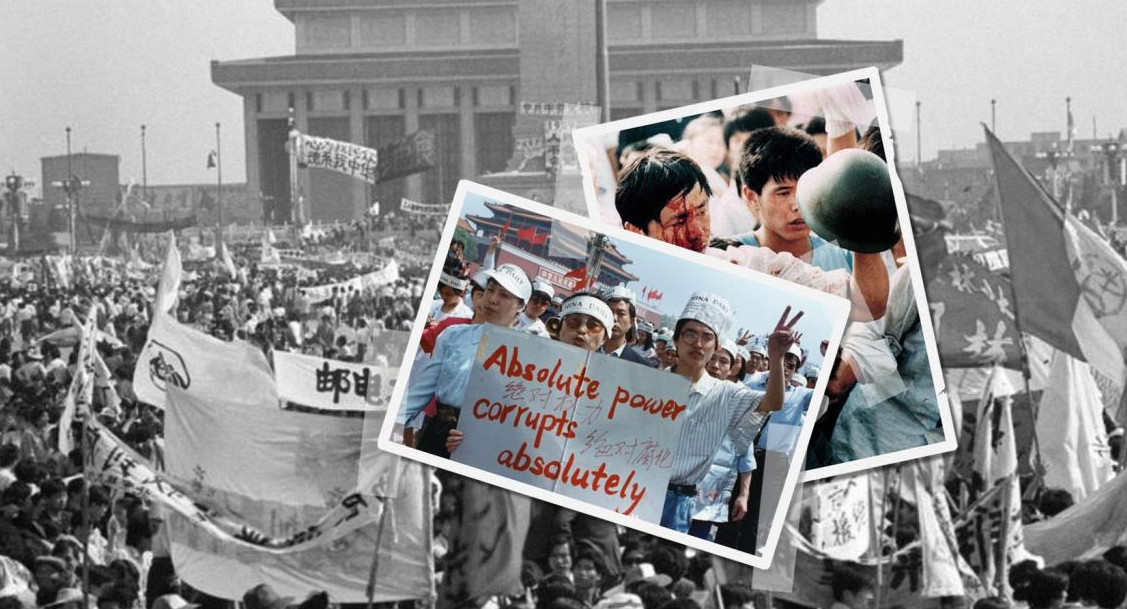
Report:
398,323,485,426
669,372,767,486
732,233,853,273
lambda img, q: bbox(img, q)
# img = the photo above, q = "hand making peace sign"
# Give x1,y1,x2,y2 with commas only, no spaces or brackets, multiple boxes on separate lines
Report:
766,306,804,361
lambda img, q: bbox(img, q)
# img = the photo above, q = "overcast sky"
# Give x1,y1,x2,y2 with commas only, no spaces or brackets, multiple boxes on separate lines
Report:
4,1,1126,193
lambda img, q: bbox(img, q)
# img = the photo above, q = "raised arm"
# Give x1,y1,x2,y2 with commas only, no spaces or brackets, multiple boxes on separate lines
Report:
759,306,804,413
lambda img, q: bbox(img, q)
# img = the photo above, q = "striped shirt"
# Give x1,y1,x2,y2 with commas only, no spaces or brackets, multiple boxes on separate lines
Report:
669,371,768,486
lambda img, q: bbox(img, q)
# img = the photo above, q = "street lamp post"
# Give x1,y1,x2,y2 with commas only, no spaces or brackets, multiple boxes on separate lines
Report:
141,124,148,212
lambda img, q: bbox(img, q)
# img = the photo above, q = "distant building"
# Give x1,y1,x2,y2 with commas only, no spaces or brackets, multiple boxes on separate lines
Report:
212,0,902,224
465,201,661,325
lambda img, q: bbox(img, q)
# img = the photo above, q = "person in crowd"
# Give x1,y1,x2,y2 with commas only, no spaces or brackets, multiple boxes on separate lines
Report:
658,293,798,533
428,268,472,325
598,287,655,367
829,568,875,609
519,280,555,338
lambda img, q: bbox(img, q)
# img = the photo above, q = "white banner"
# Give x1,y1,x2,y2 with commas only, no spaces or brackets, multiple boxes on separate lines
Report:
168,459,433,604
274,351,395,412
811,474,870,560
298,261,400,303
133,311,278,409
400,197,449,216
451,326,689,522
86,418,378,553
297,134,380,184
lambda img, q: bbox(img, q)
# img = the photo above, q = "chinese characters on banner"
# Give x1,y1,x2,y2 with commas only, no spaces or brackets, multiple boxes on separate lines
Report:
451,326,689,523
812,474,871,560
400,198,449,217
298,135,381,184
297,260,400,303
274,351,395,411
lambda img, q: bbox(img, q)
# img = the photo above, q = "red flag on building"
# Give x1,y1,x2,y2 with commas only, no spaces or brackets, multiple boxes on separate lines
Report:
501,219,511,237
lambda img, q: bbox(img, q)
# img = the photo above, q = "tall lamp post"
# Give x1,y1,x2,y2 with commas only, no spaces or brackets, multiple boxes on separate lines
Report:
1092,139,1125,225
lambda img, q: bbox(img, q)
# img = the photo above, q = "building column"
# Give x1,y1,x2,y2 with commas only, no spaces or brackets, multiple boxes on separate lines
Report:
405,86,421,202
293,88,312,219
242,93,261,222
349,86,366,219
460,85,477,181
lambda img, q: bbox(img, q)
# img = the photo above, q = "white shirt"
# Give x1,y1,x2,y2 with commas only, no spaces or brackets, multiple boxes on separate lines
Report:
429,298,473,323
517,312,549,338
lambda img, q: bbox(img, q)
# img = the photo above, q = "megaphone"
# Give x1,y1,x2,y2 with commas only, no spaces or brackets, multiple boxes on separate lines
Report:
796,148,900,253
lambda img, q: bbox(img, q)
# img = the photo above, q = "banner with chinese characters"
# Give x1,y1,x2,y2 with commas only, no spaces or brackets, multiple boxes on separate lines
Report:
274,351,395,412
298,260,400,303
296,134,381,184
811,473,871,560
400,197,449,217
451,326,690,522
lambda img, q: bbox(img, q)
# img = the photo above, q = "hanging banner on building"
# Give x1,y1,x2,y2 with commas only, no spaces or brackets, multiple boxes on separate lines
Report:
401,197,449,217
297,260,400,303
274,351,394,411
296,134,381,184
811,474,871,560
451,326,689,522
376,129,436,184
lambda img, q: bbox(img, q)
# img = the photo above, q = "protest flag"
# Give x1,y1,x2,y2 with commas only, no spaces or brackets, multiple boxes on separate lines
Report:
374,129,435,184
986,126,1127,405
926,255,1022,369
439,480,530,605
910,459,983,598
154,230,181,314
1026,458,1127,565
1034,350,1115,502
58,312,98,455
133,311,276,409
966,366,1037,593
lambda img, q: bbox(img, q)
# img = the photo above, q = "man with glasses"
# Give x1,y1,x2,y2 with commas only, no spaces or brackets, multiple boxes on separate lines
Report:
660,291,802,534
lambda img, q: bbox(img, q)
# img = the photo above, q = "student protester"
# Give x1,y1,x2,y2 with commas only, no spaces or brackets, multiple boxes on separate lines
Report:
615,148,887,321
598,287,655,367
520,280,555,338
427,268,473,325
658,293,800,533
397,263,532,458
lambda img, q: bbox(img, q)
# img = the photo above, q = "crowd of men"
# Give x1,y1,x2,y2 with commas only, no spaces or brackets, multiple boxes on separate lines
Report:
580,81,944,471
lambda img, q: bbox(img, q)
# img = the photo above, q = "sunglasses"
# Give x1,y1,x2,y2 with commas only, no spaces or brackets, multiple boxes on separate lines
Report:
563,314,605,333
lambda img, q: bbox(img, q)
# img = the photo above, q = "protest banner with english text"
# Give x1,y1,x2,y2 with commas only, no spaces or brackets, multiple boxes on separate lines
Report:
452,326,689,522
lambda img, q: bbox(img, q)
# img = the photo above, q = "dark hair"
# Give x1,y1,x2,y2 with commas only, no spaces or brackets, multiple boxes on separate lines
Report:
536,574,576,609
605,296,636,322
616,150,712,232
1,481,31,507
67,477,87,496
802,117,826,137
0,445,17,469
723,107,776,148
658,600,700,609
97,586,136,609
1072,560,1127,609
89,486,110,508
545,599,585,609
1105,545,1127,572
831,567,874,601
971,597,1008,609
40,477,66,499
859,124,885,161
1014,569,1069,609
631,582,674,609
736,127,823,196
575,547,609,579
521,559,545,589
1038,488,1074,518
646,544,687,582
719,585,754,609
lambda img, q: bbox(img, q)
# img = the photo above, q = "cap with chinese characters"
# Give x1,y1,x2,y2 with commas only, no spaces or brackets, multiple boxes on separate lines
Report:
490,264,533,302
678,292,733,339
560,295,614,339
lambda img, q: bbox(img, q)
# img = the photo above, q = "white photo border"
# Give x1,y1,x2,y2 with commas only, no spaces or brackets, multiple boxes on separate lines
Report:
570,66,957,483
376,179,852,569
